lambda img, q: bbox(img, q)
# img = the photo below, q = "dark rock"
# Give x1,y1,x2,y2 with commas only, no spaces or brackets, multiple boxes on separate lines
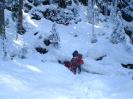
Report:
58,60,62,64
43,9,57,19
74,34,78,37
10,54,16,60
24,9,29,13
34,32,39,36
122,64,133,69
35,47,48,54
42,8,79,25
66,0,72,6
96,55,106,61
31,13,41,20
24,3,32,11
42,0,50,5
33,2,39,6
122,11,133,22
79,0,88,6
124,26,133,44
20,55,26,59
6,7,12,11
44,39,51,46
124,27,132,37
39,35,43,39
27,0,33,3
18,27,26,35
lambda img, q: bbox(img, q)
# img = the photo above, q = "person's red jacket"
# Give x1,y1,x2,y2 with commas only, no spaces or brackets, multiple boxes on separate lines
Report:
70,54,84,69
71,57,78,69
79,59,84,64
77,54,84,65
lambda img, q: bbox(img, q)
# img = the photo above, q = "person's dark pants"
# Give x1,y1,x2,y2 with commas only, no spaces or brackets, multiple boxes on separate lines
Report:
71,67,77,74
71,65,81,74
77,65,81,74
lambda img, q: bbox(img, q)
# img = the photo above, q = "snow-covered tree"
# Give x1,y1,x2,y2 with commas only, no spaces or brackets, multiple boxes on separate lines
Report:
48,23,60,48
110,11,125,44
110,24,125,44
110,0,118,24
94,3,99,24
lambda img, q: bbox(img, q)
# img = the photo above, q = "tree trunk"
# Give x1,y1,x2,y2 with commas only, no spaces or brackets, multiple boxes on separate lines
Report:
103,0,108,17
0,0,5,37
17,0,25,39
88,0,97,43
91,0,97,43
110,0,117,23
0,0,7,57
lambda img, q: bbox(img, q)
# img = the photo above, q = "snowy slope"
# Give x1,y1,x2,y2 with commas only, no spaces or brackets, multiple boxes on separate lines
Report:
0,57,133,99
0,5,133,99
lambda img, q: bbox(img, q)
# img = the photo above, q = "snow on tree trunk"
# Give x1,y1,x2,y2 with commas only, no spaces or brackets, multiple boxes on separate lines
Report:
87,0,93,23
0,0,7,57
88,0,97,43
48,23,60,48
94,2,99,24
110,0,117,24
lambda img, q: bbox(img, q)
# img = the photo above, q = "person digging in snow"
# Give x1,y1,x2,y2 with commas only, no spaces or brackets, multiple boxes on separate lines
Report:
70,50,84,74
59,50,84,74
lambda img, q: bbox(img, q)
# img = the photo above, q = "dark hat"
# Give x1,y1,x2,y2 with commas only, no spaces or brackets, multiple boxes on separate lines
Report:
72,50,78,57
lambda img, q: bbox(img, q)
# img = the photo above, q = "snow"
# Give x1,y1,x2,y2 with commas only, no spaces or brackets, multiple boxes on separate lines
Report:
0,5,133,99
1,57,133,99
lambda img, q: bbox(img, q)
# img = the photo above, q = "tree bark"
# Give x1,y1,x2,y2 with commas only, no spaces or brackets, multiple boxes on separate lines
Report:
0,0,5,37
17,0,25,39
0,0,7,57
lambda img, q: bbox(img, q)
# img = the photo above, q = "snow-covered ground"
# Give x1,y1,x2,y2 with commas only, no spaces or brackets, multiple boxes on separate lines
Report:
0,6,133,99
